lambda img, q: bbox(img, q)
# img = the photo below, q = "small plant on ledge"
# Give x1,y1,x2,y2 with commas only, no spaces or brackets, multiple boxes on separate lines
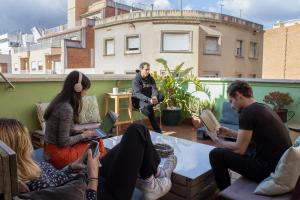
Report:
263,91,294,123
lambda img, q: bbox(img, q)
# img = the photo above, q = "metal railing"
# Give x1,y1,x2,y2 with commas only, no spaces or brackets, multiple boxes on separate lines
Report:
0,72,15,89
95,10,263,30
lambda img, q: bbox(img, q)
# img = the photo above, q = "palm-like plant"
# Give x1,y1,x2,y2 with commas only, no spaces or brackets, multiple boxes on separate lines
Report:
153,58,211,118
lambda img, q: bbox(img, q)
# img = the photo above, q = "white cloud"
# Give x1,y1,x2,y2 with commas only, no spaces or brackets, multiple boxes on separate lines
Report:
184,4,193,10
154,0,171,9
214,0,300,27
0,0,67,33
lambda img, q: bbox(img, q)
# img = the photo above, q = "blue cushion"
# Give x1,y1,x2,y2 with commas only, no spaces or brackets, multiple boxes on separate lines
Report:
33,148,45,163
220,102,239,125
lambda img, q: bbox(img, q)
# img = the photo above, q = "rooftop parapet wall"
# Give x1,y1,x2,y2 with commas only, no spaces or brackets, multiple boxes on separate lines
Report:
95,10,263,31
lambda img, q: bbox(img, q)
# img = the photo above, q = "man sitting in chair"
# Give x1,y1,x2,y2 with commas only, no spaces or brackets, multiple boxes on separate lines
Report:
132,62,164,133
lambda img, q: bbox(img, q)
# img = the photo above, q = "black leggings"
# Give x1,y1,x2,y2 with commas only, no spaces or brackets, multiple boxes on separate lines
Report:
99,124,161,200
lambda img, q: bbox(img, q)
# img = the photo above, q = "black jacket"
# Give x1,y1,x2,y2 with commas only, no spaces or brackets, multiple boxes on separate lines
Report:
132,72,159,104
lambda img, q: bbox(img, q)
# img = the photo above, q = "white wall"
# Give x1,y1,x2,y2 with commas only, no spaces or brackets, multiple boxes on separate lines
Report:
94,22,199,75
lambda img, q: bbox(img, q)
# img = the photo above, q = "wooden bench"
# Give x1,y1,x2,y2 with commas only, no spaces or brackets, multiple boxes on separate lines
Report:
218,176,300,200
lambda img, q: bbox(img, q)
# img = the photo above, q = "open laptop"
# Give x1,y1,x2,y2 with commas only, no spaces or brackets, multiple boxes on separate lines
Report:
93,111,118,139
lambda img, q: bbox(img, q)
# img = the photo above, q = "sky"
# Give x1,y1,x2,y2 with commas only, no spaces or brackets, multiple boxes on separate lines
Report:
1,0,300,34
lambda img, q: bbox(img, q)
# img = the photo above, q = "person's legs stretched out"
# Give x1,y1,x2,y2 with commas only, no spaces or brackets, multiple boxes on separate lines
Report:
100,124,176,200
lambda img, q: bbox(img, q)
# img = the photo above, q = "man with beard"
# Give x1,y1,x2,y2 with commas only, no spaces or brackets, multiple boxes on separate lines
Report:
209,80,292,190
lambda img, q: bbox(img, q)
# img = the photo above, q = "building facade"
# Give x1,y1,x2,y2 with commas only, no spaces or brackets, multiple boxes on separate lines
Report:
11,0,133,74
94,10,263,77
263,19,300,79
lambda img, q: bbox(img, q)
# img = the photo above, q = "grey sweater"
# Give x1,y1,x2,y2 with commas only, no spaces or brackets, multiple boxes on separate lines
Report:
44,102,83,147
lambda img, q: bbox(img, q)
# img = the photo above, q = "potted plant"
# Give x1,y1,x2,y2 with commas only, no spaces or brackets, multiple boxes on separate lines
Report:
153,58,208,126
188,97,216,128
263,91,294,123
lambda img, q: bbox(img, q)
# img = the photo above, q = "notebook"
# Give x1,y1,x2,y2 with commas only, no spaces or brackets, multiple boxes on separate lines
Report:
93,111,118,139
200,110,221,133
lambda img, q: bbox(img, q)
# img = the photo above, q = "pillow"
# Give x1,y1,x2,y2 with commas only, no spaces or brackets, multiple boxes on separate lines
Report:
220,101,239,125
79,96,101,124
254,146,300,195
35,102,49,133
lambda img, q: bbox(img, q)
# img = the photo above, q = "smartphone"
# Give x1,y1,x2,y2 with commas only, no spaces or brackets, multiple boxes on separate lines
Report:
83,140,99,164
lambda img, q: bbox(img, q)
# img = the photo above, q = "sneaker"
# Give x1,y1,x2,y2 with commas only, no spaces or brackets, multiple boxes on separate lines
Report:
156,155,177,178
136,175,172,200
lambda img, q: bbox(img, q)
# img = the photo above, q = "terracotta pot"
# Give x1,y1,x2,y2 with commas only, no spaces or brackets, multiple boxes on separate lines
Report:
191,115,203,129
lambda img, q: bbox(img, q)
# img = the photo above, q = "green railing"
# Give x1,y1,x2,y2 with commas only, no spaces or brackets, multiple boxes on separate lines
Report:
1,75,300,132
200,78,300,124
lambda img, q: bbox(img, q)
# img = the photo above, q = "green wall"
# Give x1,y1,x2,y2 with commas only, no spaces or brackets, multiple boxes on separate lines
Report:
1,78,300,132
201,79,300,124
0,79,135,132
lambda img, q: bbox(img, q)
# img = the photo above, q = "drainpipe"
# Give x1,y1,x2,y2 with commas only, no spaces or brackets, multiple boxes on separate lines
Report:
283,28,288,79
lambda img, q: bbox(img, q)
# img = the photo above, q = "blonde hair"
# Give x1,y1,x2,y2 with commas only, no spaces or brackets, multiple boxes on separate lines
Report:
0,118,41,181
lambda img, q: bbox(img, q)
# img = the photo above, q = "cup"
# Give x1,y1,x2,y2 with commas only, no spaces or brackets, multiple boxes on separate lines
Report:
113,87,118,94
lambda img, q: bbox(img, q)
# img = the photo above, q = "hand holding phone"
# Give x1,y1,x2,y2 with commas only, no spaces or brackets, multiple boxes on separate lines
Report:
84,140,99,164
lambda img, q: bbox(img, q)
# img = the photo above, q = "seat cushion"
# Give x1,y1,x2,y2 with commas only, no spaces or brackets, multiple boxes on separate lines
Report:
220,102,239,125
36,102,50,132
219,177,292,200
79,96,101,124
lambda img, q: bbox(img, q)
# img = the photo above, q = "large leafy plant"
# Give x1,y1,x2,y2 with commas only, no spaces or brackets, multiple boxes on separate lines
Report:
153,58,211,118
263,91,293,111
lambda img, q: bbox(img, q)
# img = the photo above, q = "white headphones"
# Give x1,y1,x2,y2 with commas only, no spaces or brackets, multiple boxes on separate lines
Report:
74,72,83,93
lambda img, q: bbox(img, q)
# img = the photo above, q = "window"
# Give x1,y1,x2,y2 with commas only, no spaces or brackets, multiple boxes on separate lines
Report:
104,38,115,56
31,61,38,71
14,63,19,71
38,61,43,71
162,32,191,52
203,71,219,78
249,42,258,58
104,71,114,74
71,36,78,41
205,36,221,54
236,40,243,57
248,74,257,78
236,73,243,78
125,35,140,53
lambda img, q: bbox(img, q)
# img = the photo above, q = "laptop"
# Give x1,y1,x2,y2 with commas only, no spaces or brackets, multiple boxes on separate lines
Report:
93,111,118,139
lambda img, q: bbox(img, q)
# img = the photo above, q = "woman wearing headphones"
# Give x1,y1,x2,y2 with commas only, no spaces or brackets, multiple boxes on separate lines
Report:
44,71,106,169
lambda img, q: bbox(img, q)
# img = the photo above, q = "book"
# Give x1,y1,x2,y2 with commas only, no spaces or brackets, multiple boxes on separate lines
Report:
200,110,221,133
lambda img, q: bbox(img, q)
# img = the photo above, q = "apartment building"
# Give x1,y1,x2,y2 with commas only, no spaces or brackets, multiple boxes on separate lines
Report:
94,10,263,77
11,0,134,74
263,19,300,79
0,33,34,73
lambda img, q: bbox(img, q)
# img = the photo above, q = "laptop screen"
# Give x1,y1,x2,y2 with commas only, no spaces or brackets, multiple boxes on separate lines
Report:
101,111,118,133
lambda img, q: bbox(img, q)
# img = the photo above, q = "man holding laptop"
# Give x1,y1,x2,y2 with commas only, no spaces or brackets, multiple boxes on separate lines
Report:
207,80,292,190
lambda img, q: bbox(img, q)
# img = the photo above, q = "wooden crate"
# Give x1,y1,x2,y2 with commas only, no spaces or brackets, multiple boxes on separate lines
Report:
161,171,217,200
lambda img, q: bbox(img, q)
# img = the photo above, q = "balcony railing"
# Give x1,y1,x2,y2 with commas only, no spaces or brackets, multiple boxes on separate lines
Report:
13,40,61,53
95,10,263,30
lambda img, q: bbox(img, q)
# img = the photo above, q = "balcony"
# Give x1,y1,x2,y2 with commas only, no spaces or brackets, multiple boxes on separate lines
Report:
1,75,299,133
1,75,299,199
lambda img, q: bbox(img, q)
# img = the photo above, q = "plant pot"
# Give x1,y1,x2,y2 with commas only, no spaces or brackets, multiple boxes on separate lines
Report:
276,109,288,123
191,115,204,129
162,107,181,126
276,109,295,123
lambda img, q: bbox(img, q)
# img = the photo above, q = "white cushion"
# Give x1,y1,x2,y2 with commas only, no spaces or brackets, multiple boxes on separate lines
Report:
254,146,300,195
36,102,50,133
78,96,101,124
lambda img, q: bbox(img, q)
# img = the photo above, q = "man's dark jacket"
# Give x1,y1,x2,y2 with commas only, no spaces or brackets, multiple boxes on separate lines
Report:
132,71,159,108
